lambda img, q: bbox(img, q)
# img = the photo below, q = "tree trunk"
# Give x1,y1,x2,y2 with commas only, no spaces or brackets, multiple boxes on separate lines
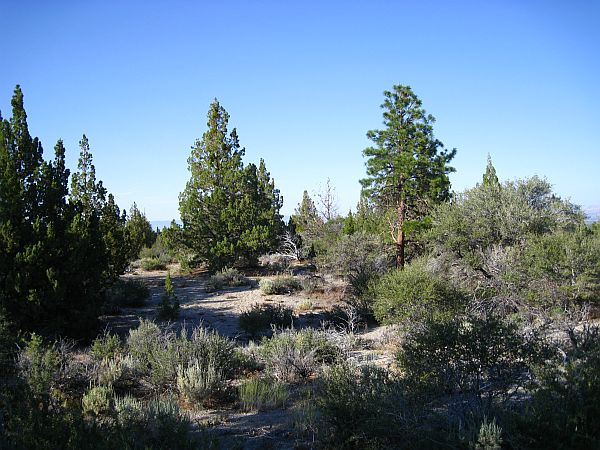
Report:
396,199,406,269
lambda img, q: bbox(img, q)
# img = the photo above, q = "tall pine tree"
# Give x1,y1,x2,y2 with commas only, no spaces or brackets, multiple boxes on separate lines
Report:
361,85,455,268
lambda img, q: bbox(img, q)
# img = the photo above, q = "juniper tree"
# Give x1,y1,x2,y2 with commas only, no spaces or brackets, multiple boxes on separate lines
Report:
179,99,283,270
361,85,456,268
0,87,106,335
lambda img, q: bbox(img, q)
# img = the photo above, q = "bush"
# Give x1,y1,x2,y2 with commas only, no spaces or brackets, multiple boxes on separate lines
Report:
176,359,228,407
398,316,547,408
90,331,122,360
238,377,288,411
103,279,149,312
259,276,302,295
157,272,179,320
372,262,466,325
258,328,344,382
94,354,139,390
82,385,113,417
113,396,198,449
521,323,600,448
126,321,239,391
17,333,61,405
140,257,169,271
238,304,294,336
205,267,251,292
317,363,418,448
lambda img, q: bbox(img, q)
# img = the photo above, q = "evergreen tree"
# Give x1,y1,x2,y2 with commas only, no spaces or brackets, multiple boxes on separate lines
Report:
342,210,356,235
361,85,456,268
125,202,155,260
0,87,105,336
70,134,128,280
179,99,283,270
482,155,500,187
70,134,106,214
100,193,128,279
292,190,321,234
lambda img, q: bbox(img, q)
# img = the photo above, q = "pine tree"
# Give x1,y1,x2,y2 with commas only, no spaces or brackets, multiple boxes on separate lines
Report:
361,85,456,268
179,99,283,270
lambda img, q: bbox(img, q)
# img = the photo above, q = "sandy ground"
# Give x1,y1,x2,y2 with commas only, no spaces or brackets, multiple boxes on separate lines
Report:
100,267,396,449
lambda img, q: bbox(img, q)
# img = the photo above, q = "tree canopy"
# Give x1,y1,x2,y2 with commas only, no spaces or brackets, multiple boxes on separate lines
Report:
178,99,283,270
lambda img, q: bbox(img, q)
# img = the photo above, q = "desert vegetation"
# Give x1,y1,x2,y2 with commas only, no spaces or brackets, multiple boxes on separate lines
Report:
1,84,599,449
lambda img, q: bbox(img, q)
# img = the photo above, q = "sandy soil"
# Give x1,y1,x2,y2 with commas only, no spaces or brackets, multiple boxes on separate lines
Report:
100,267,396,449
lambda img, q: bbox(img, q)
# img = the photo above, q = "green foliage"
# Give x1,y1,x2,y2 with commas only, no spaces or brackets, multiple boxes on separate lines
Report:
125,202,155,261
372,262,466,325
205,267,251,292
176,359,228,407
0,87,136,337
112,396,198,450
179,99,283,270
361,84,456,267
428,170,593,315
17,333,60,404
126,320,238,391
258,328,344,382
238,304,294,336
317,363,416,448
82,385,113,417
398,316,547,407
258,276,302,294
474,416,503,450
521,324,600,448
523,226,600,306
158,272,179,320
103,278,149,311
90,331,122,360
140,256,169,271
238,377,288,411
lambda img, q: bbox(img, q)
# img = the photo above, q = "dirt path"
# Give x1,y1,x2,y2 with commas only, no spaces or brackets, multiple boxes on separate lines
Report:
101,269,397,449
102,269,345,338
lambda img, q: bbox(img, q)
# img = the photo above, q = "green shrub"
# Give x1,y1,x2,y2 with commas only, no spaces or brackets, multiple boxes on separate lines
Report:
317,363,416,448
95,354,139,390
82,385,113,417
126,321,238,391
185,326,239,378
259,276,302,295
474,416,503,450
398,316,547,407
126,319,161,367
90,331,122,360
176,359,228,407
17,333,61,404
206,267,251,292
238,304,294,336
239,377,288,411
103,279,149,311
158,272,179,320
258,328,344,382
113,396,198,449
521,323,600,448
372,262,466,325
141,257,168,271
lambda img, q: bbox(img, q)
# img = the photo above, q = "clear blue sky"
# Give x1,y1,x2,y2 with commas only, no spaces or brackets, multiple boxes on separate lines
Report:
1,0,598,221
